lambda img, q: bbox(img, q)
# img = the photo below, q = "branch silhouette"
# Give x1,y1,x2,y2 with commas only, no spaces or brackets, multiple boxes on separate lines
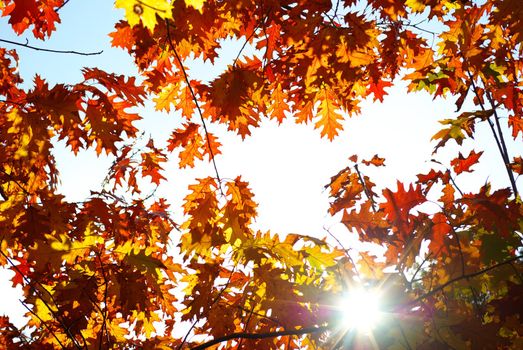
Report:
190,324,331,350
0,38,102,56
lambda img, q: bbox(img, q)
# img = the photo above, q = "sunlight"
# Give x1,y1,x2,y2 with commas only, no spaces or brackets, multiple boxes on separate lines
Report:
339,289,383,333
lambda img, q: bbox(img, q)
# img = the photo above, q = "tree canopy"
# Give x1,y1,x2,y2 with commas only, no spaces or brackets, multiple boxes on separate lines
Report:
1,0,522,349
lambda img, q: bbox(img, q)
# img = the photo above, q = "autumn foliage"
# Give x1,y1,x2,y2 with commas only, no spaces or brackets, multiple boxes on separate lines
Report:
1,0,522,349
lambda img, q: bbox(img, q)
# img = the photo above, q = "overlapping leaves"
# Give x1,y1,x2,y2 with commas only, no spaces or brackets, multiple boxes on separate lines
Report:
1,0,522,349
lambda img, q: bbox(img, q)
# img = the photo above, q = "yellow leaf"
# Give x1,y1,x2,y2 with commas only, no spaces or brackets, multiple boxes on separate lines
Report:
125,250,170,277
106,318,129,342
405,0,426,13
34,298,56,322
185,0,205,13
349,50,374,68
14,127,32,159
154,82,179,112
7,108,23,134
48,225,103,264
115,0,173,30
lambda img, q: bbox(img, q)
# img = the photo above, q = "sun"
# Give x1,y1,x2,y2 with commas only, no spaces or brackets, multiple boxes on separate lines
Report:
338,288,383,333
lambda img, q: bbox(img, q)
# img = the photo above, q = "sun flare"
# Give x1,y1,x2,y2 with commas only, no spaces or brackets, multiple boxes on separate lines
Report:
339,289,382,332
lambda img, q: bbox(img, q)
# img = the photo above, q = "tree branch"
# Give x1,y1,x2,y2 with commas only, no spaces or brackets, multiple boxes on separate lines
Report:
20,300,67,349
353,164,377,212
164,19,224,196
190,324,331,350
483,84,519,197
0,247,85,349
55,0,71,12
404,254,523,308
0,38,102,56
464,68,518,196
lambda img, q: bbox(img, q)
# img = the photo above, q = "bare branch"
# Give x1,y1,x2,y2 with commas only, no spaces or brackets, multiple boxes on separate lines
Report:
165,19,224,196
190,324,331,350
0,38,103,56
403,254,523,309
20,300,67,349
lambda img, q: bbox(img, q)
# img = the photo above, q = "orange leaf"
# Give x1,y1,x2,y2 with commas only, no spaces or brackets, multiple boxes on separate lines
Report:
140,139,167,184
429,212,451,253
315,89,343,140
361,154,386,167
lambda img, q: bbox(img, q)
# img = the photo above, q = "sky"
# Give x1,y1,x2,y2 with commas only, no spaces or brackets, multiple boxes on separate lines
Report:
0,0,519,329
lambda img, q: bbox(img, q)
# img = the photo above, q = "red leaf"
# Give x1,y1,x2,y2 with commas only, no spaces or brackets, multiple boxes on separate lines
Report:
450,150,483,174
2,0,62,38
429,212,451,253
368,80,392,102
381,181,426,237
381,181,425,223
10,258,30,287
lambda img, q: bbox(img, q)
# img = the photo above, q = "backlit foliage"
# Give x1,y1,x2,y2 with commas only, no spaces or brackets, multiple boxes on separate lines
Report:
1,0,522,349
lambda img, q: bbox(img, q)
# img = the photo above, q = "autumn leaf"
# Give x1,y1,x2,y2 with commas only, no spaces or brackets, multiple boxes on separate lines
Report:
508,114,523,139
510,156,523,175
1,0,62,38
115,0,173,30
429,212,451,253
361,154,386,167
268,83,289,123
315,89,343,140
2,0,523,349
381,181,425,224
431,112,483,152
184,0,205,12
140,139,167,184
368,80,392,102
451,150,483,174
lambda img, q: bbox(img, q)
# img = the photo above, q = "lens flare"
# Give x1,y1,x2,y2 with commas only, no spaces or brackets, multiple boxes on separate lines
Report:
339,289,382,332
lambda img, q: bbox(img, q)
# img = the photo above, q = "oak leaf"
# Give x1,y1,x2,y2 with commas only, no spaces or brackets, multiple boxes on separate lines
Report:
115,0,172,30
315,89,343,140
451,150,483,174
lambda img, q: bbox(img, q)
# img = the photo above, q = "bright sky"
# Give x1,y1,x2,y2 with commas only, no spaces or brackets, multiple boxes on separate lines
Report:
0,0,518,330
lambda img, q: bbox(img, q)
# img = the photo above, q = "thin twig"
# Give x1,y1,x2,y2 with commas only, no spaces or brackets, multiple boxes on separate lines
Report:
404,254,523,309
465,68,517,196
20,300,66,349
237,304,255,349
0,248,85,349
190,324,331,350
0,169,31,196
408,252,432,289
354,164,377,212
0,38,103,56
55,0,71,12
448,172,464,197
234,15,266,68
234,305,282,327
395,318,413,350
483,84,519,197
96,251,110,349
164,19,224,196
177,264,238,349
